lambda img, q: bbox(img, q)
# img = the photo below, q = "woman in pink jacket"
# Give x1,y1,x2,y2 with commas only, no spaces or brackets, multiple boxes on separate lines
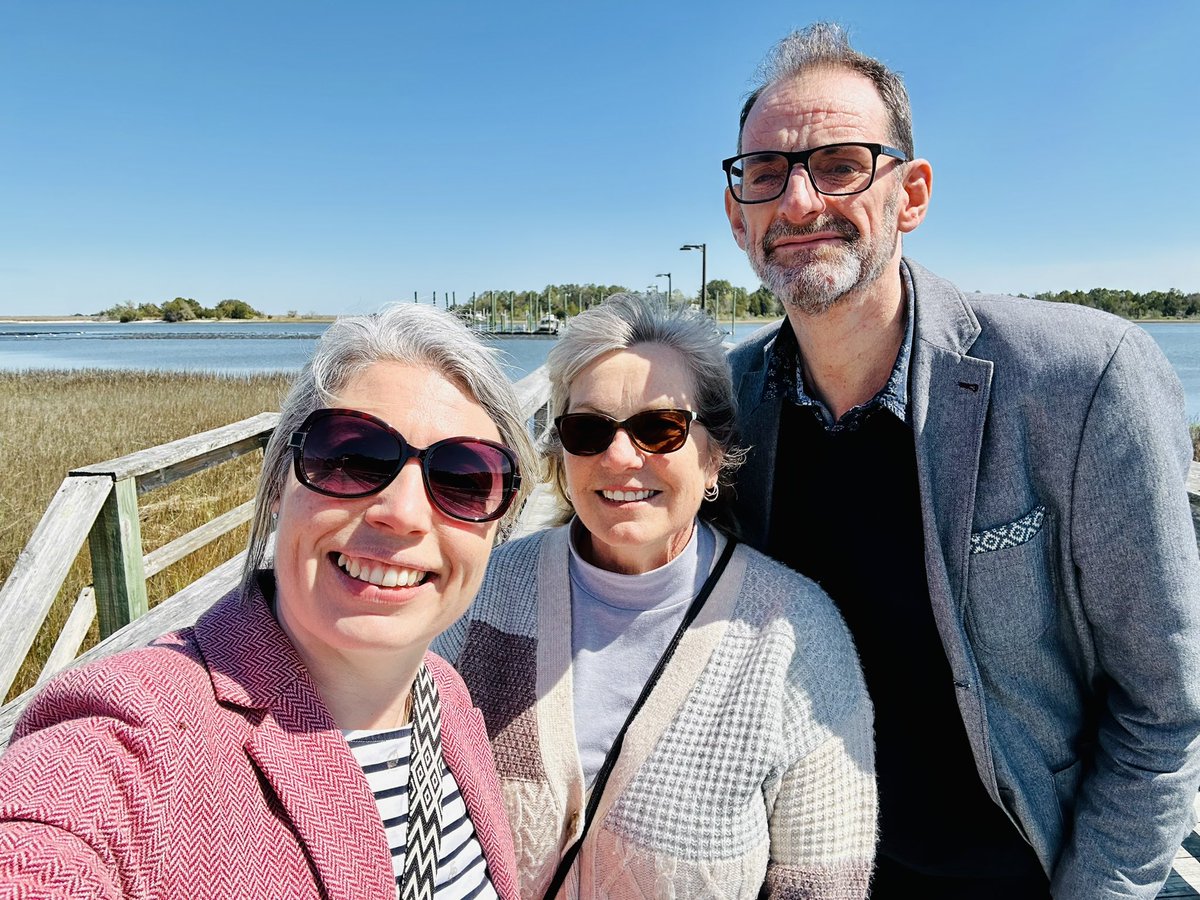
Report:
0,304,536,900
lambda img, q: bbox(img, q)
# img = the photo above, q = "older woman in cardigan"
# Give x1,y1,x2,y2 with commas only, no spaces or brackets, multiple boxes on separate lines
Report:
436,293,877,900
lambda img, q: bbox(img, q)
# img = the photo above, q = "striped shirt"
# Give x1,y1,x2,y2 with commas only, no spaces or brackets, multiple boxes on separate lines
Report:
345,728,498,900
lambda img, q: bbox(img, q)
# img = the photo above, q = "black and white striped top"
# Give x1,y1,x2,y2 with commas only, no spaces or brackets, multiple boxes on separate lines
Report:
345,728,498,900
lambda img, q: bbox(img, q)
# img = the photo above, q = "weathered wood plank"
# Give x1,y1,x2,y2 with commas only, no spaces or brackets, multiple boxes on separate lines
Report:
514,366,551,416
0,475,112,699
1162,799,1200,896
142,500,255,578
36,587,95,685
0,551,245,748
132,433,271,495
514,367,553,438
511,482,564,540
73,412,278,492
90,477,148,638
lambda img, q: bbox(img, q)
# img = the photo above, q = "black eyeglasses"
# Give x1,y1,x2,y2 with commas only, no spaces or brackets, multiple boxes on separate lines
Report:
554,409,704,456
288,408,521,523
723,142,909,204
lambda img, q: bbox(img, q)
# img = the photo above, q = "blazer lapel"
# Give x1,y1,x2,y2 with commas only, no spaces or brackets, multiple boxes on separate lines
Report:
196,581,395,900
731,332,783,550
907,260,992,624
243,689,395,900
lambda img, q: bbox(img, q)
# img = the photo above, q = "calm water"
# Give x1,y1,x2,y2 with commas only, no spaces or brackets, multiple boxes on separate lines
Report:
3,319,1200,420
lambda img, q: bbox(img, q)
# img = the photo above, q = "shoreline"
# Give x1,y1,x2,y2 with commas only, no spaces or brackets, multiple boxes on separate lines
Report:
2,312,1198,326
0,316,337,325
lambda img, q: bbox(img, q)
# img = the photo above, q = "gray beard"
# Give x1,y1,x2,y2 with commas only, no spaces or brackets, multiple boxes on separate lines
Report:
747,189,900,316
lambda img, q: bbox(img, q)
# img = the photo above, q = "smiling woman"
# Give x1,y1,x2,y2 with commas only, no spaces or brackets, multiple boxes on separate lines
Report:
0,305,537,900
435,293,878,900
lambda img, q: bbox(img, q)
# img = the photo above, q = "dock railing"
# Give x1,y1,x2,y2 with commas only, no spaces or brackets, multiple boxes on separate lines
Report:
0,367,551,740
0,412,279,700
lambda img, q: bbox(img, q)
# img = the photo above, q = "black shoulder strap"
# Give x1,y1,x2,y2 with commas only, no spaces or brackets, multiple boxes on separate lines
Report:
541,537,739,900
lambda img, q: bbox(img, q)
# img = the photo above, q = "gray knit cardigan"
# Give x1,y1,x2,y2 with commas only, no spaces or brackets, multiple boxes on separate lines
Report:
434,524,877,899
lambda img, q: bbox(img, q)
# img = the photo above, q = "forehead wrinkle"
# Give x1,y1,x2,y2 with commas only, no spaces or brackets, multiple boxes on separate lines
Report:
744,69,888,152
569,350,697,416
746,101,873,152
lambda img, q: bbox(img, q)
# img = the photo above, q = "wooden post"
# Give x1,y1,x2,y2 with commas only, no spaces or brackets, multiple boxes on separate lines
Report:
89,477,148,637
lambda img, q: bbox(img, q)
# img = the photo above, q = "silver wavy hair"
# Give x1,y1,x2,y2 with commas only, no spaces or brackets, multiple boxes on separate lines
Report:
542,292,746,522
241,303,537,592
737,22,915,158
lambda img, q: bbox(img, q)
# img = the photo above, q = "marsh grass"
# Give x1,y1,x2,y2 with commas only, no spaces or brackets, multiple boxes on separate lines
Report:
0,369,292,700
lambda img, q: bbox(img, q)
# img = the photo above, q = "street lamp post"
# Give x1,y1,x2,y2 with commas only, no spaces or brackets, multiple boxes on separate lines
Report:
655,272,672,306
680,244,707,314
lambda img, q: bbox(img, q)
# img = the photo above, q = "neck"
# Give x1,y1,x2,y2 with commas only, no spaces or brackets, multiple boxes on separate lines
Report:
785,264,906,421
315,659,419,731
579,518,696,575
278,611,425,730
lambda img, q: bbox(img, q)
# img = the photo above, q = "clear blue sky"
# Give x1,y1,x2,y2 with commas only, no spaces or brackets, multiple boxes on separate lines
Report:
2,0,1197,317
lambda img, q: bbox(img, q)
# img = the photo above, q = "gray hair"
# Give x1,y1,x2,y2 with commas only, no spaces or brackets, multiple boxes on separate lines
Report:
737,22,914,158
543,292,746,522
241,303,538,592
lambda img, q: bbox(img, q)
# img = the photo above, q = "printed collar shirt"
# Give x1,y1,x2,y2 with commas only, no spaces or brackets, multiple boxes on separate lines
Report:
761,261,916,432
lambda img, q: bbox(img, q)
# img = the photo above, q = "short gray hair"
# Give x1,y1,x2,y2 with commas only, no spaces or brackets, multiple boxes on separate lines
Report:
738,22,914,158
241,303,537,592
543,292,745,522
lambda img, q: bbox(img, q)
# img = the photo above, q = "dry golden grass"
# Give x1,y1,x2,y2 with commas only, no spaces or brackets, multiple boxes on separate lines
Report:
0,370,292,700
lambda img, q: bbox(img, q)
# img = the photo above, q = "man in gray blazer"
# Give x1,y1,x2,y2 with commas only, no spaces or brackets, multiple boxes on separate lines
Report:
723,23,1200,899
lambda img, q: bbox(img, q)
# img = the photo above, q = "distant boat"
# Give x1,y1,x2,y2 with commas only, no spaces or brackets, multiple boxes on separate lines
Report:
536,314,560,335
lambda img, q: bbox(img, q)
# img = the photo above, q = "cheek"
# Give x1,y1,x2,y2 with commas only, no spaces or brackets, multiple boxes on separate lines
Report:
562,454,589,493
443,528,498,605
273,483,341,566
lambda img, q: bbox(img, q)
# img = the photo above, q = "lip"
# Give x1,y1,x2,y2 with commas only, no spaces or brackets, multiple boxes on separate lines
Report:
331,551,433,593
598,488,660,503
770,233,844,251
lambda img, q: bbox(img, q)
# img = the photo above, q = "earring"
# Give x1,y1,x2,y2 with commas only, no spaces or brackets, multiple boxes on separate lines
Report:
703,483,719,503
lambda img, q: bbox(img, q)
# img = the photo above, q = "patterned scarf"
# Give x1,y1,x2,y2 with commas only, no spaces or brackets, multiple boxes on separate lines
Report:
401,664,443,900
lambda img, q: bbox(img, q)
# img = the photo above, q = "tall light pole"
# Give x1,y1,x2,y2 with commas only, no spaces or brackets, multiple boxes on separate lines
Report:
655,272,672,306
680,243,707,314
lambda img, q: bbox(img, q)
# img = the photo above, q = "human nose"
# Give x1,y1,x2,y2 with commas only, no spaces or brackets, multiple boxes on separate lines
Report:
601,427,645,468
363,458,434,533
775,163,827,221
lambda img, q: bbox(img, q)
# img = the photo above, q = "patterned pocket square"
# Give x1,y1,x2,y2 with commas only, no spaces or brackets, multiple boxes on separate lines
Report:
970,505,1046,555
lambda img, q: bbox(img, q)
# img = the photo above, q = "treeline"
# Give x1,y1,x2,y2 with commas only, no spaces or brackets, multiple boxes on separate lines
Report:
449,280,785,327
98,298,264,323
1035,288,1200,319
94,285,1196,325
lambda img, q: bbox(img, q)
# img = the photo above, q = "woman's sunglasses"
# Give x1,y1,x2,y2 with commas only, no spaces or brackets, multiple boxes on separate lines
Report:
554,408,704,456
287,408,521,523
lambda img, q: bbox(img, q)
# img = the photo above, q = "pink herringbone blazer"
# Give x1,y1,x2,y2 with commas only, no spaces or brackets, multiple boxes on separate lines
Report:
0,576,519,900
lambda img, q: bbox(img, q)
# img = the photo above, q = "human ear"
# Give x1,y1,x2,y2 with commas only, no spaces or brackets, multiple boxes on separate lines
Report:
897,158,932,234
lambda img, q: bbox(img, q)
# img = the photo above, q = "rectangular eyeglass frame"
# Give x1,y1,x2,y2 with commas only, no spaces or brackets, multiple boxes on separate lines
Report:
722,142,910,203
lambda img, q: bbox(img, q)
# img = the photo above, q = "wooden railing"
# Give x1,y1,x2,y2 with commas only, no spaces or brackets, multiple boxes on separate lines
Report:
0,368,552,744
0,413,279,700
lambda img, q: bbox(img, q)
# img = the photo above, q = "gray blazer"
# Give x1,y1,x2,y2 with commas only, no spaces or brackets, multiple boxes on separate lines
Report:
727,259,1200,899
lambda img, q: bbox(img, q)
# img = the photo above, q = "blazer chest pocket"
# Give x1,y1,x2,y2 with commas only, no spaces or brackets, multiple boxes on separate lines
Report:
965,504,1055,652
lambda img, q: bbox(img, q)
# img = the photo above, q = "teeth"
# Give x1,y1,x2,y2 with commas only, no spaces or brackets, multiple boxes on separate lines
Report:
336,553,427,588
601,489,654,502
